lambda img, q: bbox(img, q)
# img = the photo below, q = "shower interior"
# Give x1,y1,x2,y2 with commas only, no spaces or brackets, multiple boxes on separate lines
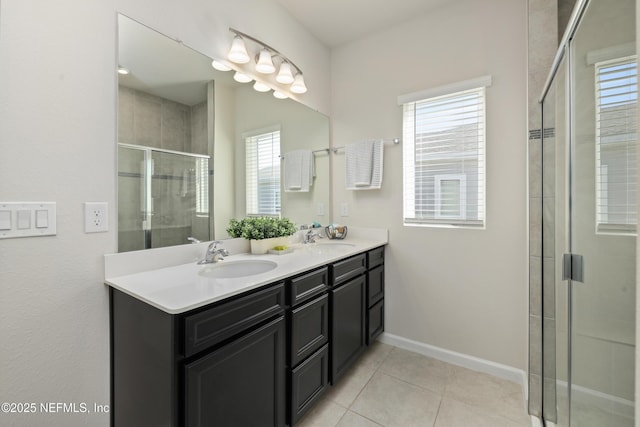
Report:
118,144,210,252
536,0,636,425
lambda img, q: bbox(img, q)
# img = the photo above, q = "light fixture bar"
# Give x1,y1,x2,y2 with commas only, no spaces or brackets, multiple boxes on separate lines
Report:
229,28,304,76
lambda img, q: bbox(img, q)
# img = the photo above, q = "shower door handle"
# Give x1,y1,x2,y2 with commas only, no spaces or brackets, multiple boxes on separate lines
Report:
562,253,584,283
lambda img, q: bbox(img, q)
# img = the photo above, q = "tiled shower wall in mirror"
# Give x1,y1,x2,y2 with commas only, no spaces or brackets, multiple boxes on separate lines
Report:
117,86,210,251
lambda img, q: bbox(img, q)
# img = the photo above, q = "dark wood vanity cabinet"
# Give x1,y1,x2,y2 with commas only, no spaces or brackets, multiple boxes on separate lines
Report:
111,281,286,427
329,254,367,383
111,246,385,427
329,247,385,384
286,267,330,425
185,316,286,427
366,247,385,344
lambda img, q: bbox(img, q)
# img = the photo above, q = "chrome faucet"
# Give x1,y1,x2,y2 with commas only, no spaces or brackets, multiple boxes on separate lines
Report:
303,229,323,244
198,241,229,264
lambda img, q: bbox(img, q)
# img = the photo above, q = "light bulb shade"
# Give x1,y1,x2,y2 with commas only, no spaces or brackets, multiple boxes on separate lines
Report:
233,71,252,83
255,49,275,74
117,66,130,75
228,36,250,64
273,91,288,99
276,62,294,84
253,81,271,92
211,59,232,71
290,73,307,94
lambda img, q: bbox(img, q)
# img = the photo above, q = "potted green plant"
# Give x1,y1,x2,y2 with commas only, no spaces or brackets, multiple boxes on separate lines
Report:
227,216,297,254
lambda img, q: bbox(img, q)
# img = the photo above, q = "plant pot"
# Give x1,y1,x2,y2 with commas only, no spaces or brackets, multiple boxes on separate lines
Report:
250,236,290,255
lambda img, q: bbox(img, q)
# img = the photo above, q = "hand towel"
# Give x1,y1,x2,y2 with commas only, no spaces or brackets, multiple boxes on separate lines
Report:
346,140,384,190
284,150,314,192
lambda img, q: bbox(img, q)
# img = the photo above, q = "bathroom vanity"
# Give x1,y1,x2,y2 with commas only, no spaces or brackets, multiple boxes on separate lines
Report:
106,231,386,427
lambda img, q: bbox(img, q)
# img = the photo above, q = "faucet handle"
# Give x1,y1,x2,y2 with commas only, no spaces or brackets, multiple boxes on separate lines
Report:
208,240,223,250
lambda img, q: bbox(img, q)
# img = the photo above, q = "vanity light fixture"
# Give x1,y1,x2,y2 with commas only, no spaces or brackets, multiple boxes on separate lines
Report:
227,35,250,64
211,59,232,71
225,28,307,96
255,48,276,74
117,66,130,75
253,81,271,92
290,73,308,94
273,91,288,99
233,71,252,83
275,62,294,84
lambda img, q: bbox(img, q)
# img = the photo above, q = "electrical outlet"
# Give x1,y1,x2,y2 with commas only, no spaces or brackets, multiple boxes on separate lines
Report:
84,202,108,233
340,202,349,217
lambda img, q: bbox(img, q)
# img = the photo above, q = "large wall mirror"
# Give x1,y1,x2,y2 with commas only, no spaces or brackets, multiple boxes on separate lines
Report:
117,14,330,252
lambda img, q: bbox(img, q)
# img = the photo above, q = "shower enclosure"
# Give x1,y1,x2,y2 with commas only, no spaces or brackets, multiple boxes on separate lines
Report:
118,144,210,252
538,0,636,425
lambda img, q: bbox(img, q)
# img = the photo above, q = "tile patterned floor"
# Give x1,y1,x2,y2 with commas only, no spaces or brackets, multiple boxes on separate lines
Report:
296,342,532,427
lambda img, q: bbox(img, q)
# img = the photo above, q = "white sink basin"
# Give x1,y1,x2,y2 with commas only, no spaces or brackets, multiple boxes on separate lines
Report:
317,242,355,248
303,242,355,254
198,260,278,279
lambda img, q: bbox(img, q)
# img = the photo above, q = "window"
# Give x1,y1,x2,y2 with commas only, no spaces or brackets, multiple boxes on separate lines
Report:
195,157,209,217
435,174,467,219
399,77,489,228
595,56,637,234
245,127,281,216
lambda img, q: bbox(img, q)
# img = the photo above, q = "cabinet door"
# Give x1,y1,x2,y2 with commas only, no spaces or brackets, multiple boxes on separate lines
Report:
290,294,329,367
290,344,329,425
367,299,384,345
330,275,366,383
367,265,384,307
184,317,286,427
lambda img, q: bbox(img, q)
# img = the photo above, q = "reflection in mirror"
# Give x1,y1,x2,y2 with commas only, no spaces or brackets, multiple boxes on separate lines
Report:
117,15,330,252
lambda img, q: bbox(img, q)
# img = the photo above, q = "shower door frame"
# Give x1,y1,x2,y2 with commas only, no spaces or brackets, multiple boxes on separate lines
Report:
537,0,637,425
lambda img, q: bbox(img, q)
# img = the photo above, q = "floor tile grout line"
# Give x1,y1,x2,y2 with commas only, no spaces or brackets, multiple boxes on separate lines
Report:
342,345,396,424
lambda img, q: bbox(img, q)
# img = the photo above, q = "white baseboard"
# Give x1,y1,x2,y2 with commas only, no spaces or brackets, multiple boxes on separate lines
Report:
378,332,528,392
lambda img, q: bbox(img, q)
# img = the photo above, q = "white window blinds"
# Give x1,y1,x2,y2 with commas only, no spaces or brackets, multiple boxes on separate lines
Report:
595,56,637,234
245,128,281,216
401,84,487,228
195,157,209,216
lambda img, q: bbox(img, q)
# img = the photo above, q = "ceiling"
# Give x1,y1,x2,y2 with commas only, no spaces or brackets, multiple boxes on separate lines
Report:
276,0,450,47
118,15,239,106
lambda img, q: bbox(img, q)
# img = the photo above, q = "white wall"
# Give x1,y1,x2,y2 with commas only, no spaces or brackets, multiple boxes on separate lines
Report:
330,0,529,370
0,0,329,426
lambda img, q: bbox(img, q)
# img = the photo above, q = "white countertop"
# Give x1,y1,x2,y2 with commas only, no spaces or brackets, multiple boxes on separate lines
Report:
104,228,387,314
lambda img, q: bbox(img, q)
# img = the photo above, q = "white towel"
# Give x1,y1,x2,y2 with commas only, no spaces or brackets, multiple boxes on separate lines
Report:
346,140,384,190
284,150,314,192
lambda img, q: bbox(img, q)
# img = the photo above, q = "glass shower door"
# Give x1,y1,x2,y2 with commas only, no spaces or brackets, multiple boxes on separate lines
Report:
148,150,210,249
117,144,210,252
568,0,636,425
118,145,147,252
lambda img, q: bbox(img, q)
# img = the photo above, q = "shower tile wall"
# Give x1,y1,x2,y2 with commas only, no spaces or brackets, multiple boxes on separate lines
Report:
118,86,209,250
118,86,207,153
527,0,559,417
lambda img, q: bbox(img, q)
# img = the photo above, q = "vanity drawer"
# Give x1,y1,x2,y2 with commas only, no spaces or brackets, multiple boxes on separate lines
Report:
367,299,384,345
290,344,329,425
331,254,366,286
184,282,285,357
290,293,329,367
367,247,384,269
367,265,384,307
289,267,328,307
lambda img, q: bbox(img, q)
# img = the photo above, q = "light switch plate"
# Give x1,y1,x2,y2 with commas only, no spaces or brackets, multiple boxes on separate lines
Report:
340,202,349,217
0,202,56,239
84,202,108,233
